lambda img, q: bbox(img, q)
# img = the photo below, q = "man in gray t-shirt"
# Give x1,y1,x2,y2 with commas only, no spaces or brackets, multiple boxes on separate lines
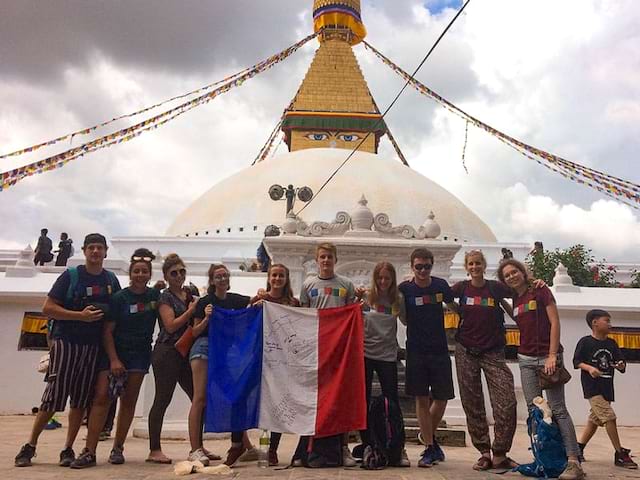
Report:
300,243,355,308
297,243,357,467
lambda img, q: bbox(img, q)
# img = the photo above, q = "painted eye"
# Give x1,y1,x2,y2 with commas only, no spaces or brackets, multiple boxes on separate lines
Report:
307,133,328,141
338,134,360,142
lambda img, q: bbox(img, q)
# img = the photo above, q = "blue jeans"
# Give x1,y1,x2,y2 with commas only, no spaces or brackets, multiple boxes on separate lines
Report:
189,336,209,362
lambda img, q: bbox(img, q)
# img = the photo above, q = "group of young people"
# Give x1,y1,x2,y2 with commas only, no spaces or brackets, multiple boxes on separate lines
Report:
13,235,636,478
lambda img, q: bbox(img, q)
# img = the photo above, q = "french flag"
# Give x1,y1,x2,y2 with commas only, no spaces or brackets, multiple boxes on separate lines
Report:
205,303,366,437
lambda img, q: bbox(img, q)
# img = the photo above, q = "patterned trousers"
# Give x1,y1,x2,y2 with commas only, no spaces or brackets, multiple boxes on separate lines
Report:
455,346,517,456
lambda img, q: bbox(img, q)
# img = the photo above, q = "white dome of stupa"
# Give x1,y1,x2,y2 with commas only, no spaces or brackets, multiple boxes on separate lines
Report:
167,148,497,243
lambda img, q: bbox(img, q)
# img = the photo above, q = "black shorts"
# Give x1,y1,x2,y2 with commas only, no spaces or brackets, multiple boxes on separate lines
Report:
405,350,454,400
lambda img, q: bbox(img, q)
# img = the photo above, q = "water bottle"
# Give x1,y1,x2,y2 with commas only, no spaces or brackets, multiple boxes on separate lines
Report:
258,429,269,468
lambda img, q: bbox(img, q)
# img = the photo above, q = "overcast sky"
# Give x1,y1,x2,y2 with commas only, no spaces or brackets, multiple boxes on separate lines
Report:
1,0,638,262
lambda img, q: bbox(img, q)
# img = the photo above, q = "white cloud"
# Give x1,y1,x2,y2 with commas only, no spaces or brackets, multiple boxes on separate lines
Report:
0,0,638,263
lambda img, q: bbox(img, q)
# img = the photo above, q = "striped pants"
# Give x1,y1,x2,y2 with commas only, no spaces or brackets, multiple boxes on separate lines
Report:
455,346,517,456
40,339,100,412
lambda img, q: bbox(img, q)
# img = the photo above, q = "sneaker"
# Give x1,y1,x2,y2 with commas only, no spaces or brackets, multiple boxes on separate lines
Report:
59,447,75,467
70,448,96,469
44,420,58,430
291,458,303,467
577,442,586,463
224,445,246,466
187,448,210,466
238,446,259,462
108,445,125,465
351,443,365,460
268,449,279,466
397,448,411,467
98,430,111,442
418,445,439,468
15,443,36,467
615,449,638,469
432,437,445,462
203,449,221,461
558,460,585,480
342,445,357,467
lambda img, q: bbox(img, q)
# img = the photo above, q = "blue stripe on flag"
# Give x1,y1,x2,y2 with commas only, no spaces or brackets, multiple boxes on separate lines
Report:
205,306,263,433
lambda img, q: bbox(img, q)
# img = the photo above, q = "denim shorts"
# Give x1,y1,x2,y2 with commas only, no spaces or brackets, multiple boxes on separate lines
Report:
190,336,209,362
97,350,151,374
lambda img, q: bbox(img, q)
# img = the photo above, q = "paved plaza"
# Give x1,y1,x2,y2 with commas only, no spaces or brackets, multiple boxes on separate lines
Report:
1,415,640,480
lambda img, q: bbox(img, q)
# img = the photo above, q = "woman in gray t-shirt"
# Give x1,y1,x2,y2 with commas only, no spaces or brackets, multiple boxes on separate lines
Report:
357,262,409,466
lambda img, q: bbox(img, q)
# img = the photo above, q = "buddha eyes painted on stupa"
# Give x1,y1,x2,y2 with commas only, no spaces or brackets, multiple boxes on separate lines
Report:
305,131,361,142
338,134,360,142
307,133,330,141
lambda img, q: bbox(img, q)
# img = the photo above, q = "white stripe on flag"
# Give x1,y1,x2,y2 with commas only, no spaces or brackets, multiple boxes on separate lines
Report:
259,302,319,435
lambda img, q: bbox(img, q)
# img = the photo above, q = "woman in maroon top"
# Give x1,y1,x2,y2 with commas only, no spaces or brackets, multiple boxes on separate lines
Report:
498,259,584,480
452,250,517,471
251,263,300,466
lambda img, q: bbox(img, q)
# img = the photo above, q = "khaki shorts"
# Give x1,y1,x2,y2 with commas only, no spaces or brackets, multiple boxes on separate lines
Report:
588,395,617,426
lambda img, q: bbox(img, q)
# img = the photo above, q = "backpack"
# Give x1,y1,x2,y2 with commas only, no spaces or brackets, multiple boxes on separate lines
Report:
515,405,567,478
361,395,405,470
455,279,506,350
64,266,119,309
292,434,343,468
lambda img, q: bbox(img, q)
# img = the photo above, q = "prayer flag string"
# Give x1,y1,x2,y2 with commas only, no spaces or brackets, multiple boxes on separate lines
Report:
364,41,640,209
0,32,318,192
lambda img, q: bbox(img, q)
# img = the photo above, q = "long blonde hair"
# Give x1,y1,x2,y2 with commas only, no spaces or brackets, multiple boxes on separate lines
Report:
369,262,401,309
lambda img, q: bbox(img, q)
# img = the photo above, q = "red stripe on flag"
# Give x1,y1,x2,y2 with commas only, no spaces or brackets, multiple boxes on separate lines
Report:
315,304,367,437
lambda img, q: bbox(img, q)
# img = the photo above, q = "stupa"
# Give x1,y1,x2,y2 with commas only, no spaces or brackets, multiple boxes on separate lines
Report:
168,0,497,245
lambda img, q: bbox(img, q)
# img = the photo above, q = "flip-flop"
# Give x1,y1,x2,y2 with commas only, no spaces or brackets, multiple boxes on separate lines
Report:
492,457,519,470
146,456,172,464
473,456,492,471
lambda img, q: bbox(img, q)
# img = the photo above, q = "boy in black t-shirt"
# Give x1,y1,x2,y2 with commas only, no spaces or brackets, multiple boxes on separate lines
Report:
399,248,457,468
573,309,637,470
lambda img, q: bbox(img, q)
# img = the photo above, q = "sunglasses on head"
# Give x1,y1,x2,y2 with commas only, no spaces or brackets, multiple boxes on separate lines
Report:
132,255,153,262
413,263,433,271
169,268,186,278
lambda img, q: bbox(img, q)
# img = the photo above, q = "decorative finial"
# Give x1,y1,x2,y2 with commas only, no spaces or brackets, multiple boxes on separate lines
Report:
313,0,367,45
6,244,37,278
552,262,580,292
351,194,374,231
422,211,441,239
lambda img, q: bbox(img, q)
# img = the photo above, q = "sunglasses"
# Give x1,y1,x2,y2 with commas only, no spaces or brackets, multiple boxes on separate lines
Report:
413,263,433,271
132,255,153,262
169,268,186,278
213,274,230,281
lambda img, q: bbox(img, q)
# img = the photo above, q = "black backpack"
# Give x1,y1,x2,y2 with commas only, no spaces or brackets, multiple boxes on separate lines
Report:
362,395,405,469
292,434,343,468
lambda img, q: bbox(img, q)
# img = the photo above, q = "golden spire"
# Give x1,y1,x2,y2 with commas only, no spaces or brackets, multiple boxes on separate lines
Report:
280,1,384,154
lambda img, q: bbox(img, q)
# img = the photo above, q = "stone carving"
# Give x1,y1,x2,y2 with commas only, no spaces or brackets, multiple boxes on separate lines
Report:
296,211,351,237
283,196,442,240
373,213,417,239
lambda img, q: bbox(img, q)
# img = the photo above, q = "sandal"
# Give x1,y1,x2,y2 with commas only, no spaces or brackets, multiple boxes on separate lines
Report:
473,456,493,471
492,457,519,470
146,455,172,464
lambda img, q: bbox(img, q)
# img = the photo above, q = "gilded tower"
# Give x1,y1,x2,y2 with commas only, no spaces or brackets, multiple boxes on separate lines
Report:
282,1,386,154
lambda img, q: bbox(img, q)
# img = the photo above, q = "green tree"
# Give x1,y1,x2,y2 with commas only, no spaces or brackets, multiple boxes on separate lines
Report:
526,244,618,287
